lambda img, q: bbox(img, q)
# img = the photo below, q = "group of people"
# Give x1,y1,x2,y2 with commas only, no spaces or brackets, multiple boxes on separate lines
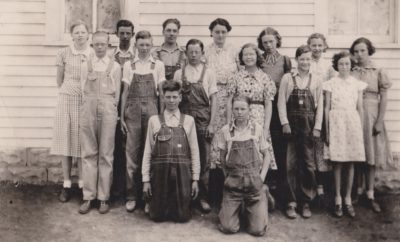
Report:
50,17,393,236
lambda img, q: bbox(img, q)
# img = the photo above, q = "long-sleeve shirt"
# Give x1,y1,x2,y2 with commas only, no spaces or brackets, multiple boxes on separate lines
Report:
278,70,323,130
142,109,201,182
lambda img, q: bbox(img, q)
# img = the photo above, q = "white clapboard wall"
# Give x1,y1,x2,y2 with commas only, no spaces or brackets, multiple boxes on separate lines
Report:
0,0,399,153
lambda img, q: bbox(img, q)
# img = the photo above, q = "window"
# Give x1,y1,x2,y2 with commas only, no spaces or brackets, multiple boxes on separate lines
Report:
315,0,400,46
45,0,138,45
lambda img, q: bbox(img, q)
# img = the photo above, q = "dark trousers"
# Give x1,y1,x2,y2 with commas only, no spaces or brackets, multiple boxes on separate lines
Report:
285,135,317,205
196,127,210,201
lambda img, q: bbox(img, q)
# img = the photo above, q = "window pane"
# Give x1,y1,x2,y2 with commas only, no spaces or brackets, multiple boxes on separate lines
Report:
97,0,121,33
328,0,357,35
360,0,391,35
65,0,93,33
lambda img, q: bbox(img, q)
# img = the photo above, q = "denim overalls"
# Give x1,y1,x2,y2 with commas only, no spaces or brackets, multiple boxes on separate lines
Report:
148,114,192,222
156,49,185,81
111,51,135,198
285,74,317,206
179,64,211,202
219,125,268,235
81,59,118,201
125,61,159,201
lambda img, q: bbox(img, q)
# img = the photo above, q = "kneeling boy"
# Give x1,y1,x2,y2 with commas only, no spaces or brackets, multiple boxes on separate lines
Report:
79,31,121,214
142,81,200,222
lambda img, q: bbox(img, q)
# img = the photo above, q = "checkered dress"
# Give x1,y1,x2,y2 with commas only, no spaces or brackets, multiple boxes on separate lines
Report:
51,46,89,157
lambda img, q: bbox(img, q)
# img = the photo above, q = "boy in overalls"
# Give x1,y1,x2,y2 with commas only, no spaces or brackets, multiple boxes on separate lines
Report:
278,45,323,219
173,39,217,213
110,19,135,200
142,81,200,222
121,30,165,212
79,31,121,214
218,95,269,236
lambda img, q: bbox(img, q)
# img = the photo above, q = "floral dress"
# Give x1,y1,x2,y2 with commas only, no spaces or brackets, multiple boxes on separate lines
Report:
322,76,367,162
352,61,394,168
227,69,277,169
205,42,239,166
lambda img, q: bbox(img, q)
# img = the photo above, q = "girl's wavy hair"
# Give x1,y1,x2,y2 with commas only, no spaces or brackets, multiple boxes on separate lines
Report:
239,43,264,68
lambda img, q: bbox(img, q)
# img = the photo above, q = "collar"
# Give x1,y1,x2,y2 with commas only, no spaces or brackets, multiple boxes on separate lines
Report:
133,54,156,64
210,42,231,52
93,55,110,64
354,60,377,70
243,68,262,78
156,43,183,53
70,44,91,58
187,63,204,72
115,44,135,56
164,109,180,119
292,69,312,77
229,119,252,132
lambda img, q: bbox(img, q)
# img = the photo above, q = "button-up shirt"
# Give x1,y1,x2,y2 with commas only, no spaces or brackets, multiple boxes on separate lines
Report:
278,70,323,130
152,43,186,67
173,64,218,98
142,109,201,182
122,55,166,88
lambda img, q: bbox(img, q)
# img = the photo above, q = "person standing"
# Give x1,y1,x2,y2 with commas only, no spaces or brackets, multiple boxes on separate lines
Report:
79,31,121,214
278,45,323,219
324,51,367,218
121,31,165,212
350,37,393,213
257,27,292,209
142,81,200,222
110,19,135,200
51,20,92,202
204,18,239,207
173,39,218,213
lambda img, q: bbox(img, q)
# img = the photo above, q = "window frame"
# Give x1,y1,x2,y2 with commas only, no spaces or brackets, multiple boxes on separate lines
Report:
44,0,139,46
315,0,400,48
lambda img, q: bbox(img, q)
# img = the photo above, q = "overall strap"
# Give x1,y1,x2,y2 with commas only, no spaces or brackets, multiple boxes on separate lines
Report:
158,114,166,127
291,74,298,89
87,56,94,73
251,123,255,136
105,60,114,76
131,61,136,71
177,50,184,68
179,113,185,127
229,127,235,138
150,61,156,70
181,65,187,82
198,64,207,83
306,74,312,89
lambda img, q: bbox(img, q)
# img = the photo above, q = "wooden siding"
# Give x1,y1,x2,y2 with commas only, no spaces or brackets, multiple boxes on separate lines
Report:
0,0,399,153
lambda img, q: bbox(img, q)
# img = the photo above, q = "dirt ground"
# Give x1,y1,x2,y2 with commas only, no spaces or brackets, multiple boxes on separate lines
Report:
0,184,399,242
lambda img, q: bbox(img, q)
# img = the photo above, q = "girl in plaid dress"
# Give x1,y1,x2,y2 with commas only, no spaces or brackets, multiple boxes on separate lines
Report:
51,20,92,202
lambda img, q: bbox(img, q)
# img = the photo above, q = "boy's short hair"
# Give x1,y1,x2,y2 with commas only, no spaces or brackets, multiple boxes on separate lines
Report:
209,18,232,33
257,27,282,50
116,19,134,33
92,31,109,42
232,94,251,106
307,32,329,52
162,80,182,94
295,45,312,59
331,51,355,72
162,18,181,31
135,30,152,41
185,39,204,52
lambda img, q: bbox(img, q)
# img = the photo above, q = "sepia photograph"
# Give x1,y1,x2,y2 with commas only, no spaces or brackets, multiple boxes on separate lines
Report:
0,0,399,241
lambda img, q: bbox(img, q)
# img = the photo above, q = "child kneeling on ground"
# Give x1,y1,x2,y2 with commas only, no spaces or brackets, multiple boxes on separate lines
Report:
217,95,269,236
79,31,121,214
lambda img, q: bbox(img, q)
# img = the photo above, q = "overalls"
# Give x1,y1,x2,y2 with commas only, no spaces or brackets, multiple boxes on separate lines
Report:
148,114,192,222
156,49,185,81
219,125,268,235
125,61,158,201
111,51,135,198
179,64,210,201
285,74,317,206
81,59,118,201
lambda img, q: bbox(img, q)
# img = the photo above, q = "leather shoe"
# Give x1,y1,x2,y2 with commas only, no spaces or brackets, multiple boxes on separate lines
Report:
368,199,381,213
286,204,297,219
79,200,92,214
99,200,110,214
199,199,211,213
126,200,136,212
302,203,312,218
334,204,343,218
345,204,356,218
58,188,70,203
